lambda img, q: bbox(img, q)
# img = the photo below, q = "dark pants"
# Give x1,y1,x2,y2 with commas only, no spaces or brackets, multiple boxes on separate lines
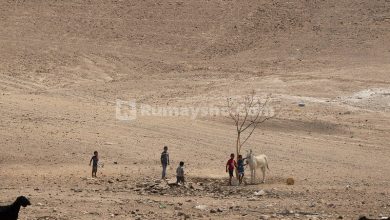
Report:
162,164,167,179
228,169,234,177
176,176,185,184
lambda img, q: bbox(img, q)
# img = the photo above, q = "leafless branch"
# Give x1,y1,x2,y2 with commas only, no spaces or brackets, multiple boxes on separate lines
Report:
227,92,278,156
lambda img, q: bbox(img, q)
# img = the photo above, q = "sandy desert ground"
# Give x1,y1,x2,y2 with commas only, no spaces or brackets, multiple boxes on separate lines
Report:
1,0,390,219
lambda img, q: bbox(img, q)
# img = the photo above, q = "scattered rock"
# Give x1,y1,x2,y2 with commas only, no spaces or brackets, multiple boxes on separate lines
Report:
286,177,295,185
177,212,185,216
71,188,83,193
178,212,190,219
194,205,208,211
174,206,182,211
254,190,266,196
259,214,270,220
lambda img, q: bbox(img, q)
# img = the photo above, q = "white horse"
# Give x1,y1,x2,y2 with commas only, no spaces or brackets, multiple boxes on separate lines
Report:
245,149,269,184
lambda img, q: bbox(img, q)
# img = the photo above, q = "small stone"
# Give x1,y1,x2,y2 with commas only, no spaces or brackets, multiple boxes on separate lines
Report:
286,177,295,185
210,209,217,213
174,206,182,210
259,214,270,220
254,190,266,196
194,205,207,210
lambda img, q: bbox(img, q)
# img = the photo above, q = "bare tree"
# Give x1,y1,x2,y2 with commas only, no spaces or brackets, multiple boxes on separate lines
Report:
226,91,277,158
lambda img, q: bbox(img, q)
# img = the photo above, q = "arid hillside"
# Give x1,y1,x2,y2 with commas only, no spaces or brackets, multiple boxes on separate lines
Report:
1,0,389,89
0,1,389,220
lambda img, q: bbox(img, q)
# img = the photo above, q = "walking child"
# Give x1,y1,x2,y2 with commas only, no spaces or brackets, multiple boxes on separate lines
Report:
89,151,99,178
226,153,237,186
176,161,185,185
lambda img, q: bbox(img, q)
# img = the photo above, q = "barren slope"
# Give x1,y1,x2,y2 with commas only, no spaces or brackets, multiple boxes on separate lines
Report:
0,0,389,219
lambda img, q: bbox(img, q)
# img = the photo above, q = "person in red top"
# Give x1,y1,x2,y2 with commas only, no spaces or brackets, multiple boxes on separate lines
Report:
226,153,237,186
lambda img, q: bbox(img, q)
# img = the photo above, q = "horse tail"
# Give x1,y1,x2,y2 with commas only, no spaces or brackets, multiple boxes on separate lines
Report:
265,156,270,170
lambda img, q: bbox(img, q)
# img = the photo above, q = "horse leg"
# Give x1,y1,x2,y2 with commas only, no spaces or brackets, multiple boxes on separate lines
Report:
261,167,266,183
254,169,256,184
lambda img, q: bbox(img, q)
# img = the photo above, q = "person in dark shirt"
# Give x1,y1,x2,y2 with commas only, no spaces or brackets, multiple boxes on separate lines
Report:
161,146,170,179
176,161,185,185
237,155,247,185
89,151,99,178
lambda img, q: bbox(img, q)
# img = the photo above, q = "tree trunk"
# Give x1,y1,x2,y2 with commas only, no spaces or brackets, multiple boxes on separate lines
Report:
235,132,240,180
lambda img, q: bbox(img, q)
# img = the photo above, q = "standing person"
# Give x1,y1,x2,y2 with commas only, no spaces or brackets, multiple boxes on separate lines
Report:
226,153,237,186
176,161,185,185
237,155,246,185
161,146,170,179
89,151,99,178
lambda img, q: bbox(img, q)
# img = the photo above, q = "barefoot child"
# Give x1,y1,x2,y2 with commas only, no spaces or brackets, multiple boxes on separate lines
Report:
176,161,185,185
89,151,99,178
226,153,237,186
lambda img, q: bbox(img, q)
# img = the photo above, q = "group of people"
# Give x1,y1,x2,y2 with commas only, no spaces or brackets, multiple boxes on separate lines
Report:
160,146,185,185
226,153,247,185
88,146,185,185
161,147,247,186
88,147,246,186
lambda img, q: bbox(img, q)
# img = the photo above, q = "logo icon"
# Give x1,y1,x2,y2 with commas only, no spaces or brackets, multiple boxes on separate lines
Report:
116,99,137,121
